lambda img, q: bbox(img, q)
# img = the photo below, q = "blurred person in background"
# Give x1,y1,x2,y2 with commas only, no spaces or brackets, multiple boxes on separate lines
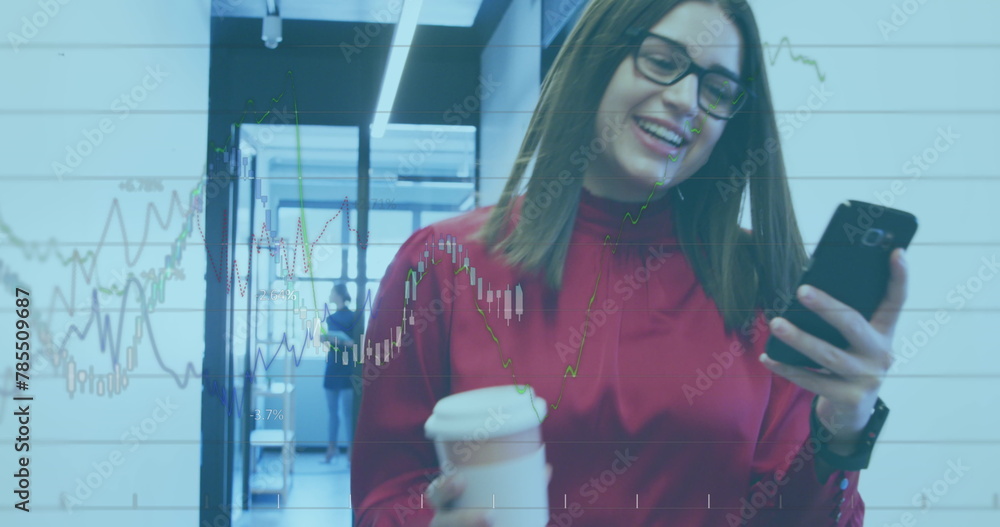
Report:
321,283,362,464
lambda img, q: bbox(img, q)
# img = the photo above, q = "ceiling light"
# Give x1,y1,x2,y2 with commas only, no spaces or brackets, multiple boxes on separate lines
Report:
262,0,281,49
371,0,424,138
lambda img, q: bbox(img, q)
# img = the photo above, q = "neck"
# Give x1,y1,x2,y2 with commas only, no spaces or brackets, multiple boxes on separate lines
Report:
583,176,671,204
574,182,679,245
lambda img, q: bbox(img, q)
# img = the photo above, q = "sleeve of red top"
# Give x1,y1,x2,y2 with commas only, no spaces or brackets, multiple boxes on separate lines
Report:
742,320,865,527
351,225,451,527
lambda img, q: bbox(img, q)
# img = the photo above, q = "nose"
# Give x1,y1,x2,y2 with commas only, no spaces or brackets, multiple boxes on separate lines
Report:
659,73,700,118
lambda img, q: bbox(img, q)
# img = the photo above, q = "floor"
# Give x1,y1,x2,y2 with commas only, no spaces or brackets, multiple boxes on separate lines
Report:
234,450,353,527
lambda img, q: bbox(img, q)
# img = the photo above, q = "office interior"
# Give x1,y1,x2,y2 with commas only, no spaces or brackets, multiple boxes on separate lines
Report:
0,1,996,527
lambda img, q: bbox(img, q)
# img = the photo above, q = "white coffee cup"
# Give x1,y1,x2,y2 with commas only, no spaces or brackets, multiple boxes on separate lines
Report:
424,385,549,527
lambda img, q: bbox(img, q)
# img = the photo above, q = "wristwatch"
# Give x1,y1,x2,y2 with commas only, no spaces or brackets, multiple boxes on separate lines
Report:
809,396,889,471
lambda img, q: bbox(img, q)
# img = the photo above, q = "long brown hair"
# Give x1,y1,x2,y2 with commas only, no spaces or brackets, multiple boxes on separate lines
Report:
477,0,808,332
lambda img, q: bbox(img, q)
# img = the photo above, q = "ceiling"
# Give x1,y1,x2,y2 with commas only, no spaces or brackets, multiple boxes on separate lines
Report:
212,0,488,28
238,123,476,208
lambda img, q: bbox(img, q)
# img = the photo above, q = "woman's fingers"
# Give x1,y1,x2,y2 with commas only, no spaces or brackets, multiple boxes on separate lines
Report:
769,316,864,378
426,473,467,510
428,466,547,525
759,353,845,398
794,284,882,360
870,248,908,335
427,473,496,527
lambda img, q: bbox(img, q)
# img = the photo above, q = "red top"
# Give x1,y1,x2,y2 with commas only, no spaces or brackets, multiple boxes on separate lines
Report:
352,189,864,526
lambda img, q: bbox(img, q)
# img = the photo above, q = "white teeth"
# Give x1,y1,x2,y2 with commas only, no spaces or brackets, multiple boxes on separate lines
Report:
636,118,683,146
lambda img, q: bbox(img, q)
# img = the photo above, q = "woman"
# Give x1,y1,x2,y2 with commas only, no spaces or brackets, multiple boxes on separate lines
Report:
321,283,361,464
352,0,905,525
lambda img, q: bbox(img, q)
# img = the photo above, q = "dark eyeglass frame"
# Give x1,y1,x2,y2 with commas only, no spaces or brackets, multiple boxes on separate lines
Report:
624,27,754,120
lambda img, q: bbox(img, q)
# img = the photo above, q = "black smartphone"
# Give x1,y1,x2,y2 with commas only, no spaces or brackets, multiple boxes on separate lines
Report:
765,200,918,369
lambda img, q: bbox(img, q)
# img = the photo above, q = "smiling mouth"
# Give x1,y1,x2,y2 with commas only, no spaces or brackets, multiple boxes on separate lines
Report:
634,117,685,147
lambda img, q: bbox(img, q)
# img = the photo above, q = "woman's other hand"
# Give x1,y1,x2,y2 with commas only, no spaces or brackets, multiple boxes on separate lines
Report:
426,473,494,527
426,464,553,527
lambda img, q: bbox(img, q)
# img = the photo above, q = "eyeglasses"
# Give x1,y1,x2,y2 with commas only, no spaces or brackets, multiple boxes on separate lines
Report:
625,28,752,120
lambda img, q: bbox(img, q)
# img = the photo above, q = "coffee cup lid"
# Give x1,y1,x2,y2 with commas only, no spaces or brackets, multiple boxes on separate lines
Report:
425,385,547,441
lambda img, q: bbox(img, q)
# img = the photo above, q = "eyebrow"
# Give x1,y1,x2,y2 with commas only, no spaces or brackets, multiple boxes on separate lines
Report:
647,32,741,81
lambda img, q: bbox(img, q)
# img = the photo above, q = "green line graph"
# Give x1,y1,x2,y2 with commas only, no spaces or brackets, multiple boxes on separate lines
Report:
763,37,827,82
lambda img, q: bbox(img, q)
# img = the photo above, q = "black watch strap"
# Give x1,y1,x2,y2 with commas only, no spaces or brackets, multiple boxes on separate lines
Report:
810,396,889,471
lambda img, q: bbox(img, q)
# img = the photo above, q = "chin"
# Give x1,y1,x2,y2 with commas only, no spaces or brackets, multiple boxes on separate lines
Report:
611,172,671,199
627,163,680,188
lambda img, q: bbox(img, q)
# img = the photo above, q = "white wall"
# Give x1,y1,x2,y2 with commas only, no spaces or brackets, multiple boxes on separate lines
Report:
479,0,542,206
0,0,209,525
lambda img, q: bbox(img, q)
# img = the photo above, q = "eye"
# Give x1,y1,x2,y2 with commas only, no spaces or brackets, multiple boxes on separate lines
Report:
641,51,685,76
703,75,738,100
706,79,728,97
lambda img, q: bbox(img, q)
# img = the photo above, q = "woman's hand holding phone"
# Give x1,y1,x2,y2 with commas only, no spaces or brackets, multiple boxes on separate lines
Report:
759,248,908,446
